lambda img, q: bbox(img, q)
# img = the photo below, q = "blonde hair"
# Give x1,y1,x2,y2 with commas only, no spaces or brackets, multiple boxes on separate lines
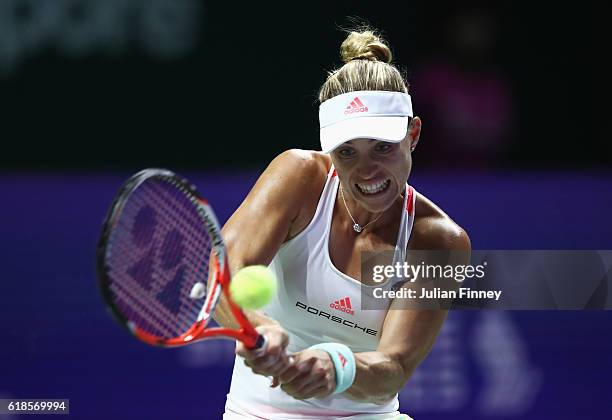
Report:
318,29,408,103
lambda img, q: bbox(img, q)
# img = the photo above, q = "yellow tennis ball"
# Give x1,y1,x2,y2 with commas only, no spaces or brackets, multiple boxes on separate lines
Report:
229,265,277,309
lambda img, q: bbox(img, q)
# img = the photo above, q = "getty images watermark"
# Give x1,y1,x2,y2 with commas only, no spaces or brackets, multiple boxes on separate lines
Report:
370,260,501,301
360,251,612,310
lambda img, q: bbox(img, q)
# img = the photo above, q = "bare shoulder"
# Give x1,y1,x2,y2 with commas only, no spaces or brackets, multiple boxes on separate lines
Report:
409,192,471,251
267,149,329,197
221,150,331,260
273,149,330,177
267,149,331,239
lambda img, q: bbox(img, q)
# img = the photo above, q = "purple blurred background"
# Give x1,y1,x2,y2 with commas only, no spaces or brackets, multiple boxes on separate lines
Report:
1,172,611,419
0,1,609,419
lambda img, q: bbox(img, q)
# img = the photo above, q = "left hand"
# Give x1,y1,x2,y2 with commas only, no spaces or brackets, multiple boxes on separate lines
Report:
236,324,292,379
272,349,336,400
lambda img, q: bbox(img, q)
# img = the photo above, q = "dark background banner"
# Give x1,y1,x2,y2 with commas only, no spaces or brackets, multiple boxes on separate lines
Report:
0,1,605,170
0,1,609,419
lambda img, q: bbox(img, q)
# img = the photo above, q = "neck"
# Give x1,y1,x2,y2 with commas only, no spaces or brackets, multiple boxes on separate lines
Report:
338,184,402,231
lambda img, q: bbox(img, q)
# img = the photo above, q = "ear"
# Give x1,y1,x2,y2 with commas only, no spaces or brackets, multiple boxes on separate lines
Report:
408,117,422,152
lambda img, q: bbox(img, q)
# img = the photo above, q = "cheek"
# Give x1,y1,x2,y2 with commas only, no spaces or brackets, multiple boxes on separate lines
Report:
330,155,340,168
390,154,411,184
330,155,355,172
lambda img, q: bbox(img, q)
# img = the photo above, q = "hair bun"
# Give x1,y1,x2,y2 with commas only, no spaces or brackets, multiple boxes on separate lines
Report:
340,30,392,64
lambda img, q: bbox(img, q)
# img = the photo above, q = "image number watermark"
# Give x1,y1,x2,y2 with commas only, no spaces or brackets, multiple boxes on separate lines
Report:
0,399,69,415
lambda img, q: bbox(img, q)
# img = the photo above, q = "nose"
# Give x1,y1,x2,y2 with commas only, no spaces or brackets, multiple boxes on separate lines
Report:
356,158,380,180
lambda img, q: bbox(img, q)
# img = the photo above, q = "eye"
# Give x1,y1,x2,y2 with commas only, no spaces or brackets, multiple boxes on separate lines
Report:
375,143,393,153
336,147,355,158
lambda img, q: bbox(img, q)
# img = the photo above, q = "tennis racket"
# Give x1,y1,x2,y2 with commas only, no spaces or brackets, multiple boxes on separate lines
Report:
96,168,265,351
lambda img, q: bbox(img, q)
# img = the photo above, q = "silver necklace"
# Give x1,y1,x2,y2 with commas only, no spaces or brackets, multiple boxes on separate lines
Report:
339,184,384,233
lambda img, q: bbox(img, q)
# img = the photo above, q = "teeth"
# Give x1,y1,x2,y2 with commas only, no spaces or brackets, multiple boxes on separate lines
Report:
357,180,390,194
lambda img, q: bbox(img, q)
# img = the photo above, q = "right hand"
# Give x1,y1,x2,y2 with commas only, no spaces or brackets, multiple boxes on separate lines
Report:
236,324,293,378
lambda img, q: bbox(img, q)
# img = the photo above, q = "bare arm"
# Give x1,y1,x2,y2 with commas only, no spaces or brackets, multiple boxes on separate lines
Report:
212,149,326,329
277,216,471,402
209,150,328,380
346,311,448,404
345,220,471,404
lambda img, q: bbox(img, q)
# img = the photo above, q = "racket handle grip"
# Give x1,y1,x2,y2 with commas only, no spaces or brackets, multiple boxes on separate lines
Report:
249,334,267,357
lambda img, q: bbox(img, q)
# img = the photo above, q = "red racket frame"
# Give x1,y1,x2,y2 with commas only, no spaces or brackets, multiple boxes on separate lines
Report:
97,170,263,350
130,251,261,348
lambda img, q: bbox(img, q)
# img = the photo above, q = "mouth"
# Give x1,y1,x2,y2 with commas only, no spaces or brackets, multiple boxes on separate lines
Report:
355,179,391,196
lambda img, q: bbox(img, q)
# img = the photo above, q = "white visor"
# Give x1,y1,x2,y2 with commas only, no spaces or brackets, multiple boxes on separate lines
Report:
319,91,413,153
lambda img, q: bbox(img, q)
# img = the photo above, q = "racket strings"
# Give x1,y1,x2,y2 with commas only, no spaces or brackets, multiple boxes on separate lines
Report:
139,180,212,329
114,183,208,336
106,177,214,339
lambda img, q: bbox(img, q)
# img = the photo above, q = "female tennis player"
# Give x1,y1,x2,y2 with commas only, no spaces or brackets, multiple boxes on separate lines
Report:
217,28,471,419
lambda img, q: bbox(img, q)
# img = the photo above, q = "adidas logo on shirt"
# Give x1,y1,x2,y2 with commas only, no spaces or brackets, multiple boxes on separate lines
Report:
344,97,368,115
330,297,355,315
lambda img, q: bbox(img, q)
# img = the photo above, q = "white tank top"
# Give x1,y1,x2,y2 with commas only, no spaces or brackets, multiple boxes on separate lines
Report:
225,166,416,419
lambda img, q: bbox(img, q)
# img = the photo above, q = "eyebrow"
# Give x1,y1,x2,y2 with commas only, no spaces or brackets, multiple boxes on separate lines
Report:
344,139,376,145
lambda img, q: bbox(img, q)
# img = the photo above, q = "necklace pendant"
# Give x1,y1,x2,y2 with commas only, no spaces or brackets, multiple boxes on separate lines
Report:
353,223,363,233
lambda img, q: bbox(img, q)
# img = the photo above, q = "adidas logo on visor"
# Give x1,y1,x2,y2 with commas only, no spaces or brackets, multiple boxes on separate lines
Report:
344,97,368,115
